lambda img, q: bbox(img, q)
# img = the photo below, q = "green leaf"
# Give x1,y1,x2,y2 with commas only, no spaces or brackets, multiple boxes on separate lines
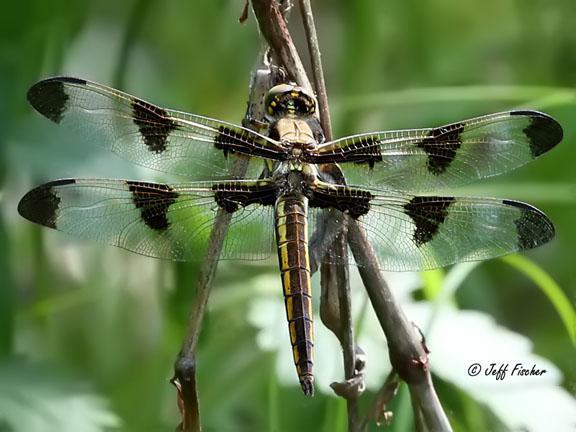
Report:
332,85,576,113
501,254,576,345
421,268,445,300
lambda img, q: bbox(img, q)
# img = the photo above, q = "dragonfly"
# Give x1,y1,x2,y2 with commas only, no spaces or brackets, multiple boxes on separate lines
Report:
18,77,562,396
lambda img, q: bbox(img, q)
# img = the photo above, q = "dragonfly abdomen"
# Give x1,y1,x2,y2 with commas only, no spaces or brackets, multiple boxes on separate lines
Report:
275,194,314,396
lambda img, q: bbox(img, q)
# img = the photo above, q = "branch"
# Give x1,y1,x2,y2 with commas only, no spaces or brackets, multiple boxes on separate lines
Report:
362,371,400,429
251,0,311,91
298,0,332,141
319,227,362,429
172,166,246,432
348,222,451,430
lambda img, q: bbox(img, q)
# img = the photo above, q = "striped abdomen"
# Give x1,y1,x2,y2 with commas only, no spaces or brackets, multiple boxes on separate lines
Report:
275,194,314,396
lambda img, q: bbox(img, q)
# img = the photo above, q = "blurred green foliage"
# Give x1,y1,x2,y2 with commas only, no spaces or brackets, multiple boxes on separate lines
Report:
1,0,575,431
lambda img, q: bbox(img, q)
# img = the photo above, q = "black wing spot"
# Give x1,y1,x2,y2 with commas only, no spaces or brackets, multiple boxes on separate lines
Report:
502,199,555,250
404,196,455,246
353,136,382,168
307,136,381,167
309,187,374,219
27,78,87,123
18,179,77,228
510,111,563,157
215,125,288,161
418,122,465,175
213,182,277,213
132,98,179,154
214,125,257,158
127,181,179,231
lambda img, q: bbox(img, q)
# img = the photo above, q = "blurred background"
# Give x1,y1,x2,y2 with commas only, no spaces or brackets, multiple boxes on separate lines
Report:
1,0,575,431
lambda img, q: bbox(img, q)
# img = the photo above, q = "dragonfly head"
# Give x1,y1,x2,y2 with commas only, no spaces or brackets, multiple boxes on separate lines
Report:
265,84,317,120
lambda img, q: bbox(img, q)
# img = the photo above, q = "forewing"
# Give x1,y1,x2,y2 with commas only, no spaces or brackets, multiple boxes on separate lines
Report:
27,77,286,178
313,111,562,192
18,179,276,261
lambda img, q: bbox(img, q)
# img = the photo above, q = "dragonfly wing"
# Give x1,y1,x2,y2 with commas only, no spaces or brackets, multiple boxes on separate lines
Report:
313,111,562,192
308,182,554,271
27,77,287,178
18,178,278,261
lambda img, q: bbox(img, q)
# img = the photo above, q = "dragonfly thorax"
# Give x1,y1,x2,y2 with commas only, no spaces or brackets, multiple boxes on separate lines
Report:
271,117,319,153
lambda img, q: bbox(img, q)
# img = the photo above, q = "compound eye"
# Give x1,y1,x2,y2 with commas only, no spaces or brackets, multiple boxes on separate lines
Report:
296,94,316,115
295,98,311,114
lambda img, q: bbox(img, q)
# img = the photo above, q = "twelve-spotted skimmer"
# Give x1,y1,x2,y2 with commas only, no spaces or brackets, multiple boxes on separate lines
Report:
18,77,561,395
